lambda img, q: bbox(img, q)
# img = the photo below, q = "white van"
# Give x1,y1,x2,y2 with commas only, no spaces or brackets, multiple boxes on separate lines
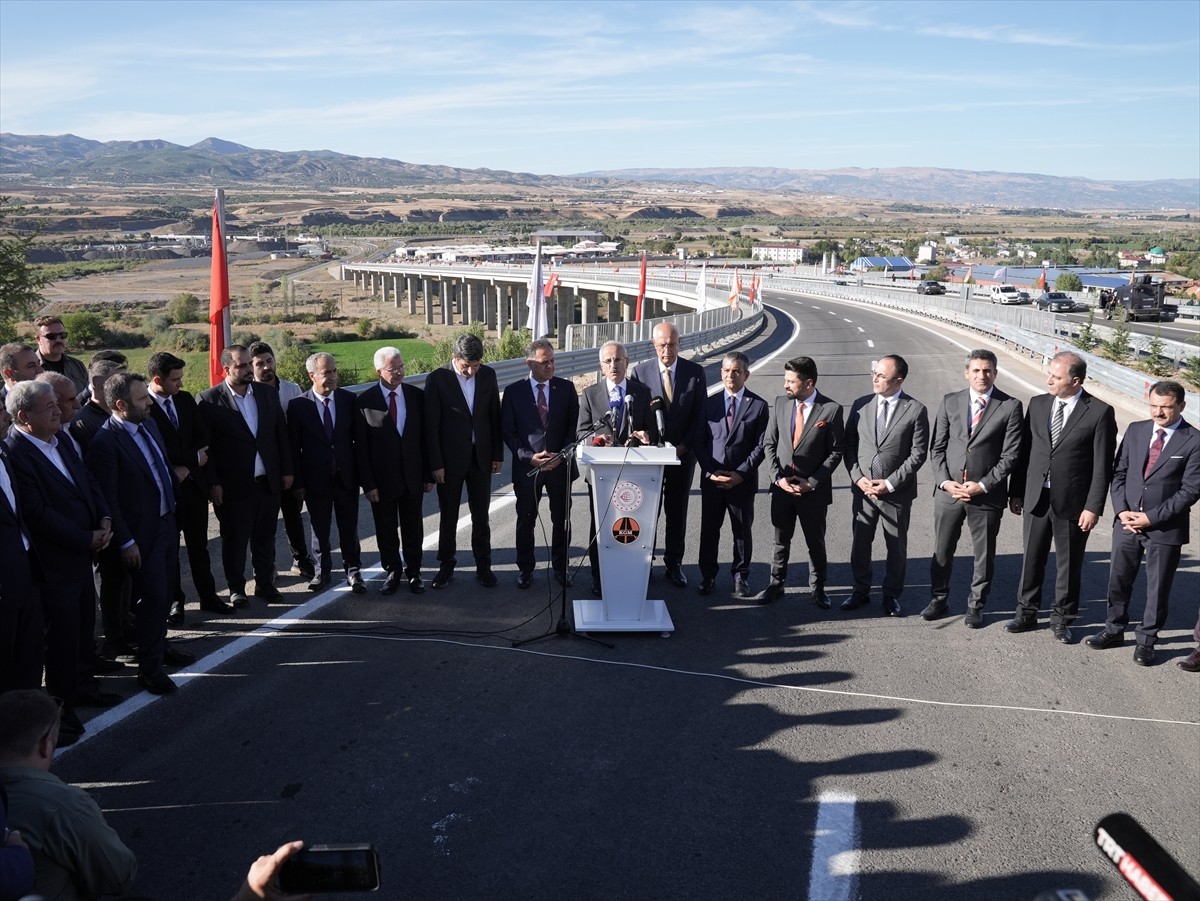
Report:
989,285,1024,304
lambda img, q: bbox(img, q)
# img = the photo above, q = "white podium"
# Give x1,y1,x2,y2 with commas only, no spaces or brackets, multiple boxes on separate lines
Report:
574,444,679,635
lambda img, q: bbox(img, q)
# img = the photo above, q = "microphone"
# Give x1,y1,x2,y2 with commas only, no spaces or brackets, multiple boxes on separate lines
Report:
1094,813,1200,900
650,396,667,447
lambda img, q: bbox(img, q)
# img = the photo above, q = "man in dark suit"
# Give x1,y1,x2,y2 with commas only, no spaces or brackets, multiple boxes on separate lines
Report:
630,322,706,587
1085,380,1200,666
577,340,658,596
87,372,191,696
198,345,293,606
843,354,929,616
694,351,769,598
1008,351,1116,644
289,352,363,594
67,357,125,454
924,349,1025,628
355,347,430,595
5,381,116,733
502,339,579,589
423,333,503,589
146,352,224,620
0,403,43,696
762,356,844,607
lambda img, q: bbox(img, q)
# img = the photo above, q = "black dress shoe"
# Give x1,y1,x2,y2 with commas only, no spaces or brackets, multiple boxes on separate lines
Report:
920,601,948,621
167,601,185,625
432,565,454,589
294,558,316,580
882,597,903,617
1085,630,1124,650
812,587,831,609
964,608,984,629
60,706,86,738
380,572,401,595
229,592,250,608
1005,618,1036,634
137,670,178,695
665,564,688,588
201,598,236,614
760,580,785,605
698,577,715,596
516,572,533,590
254,583,282,600
477,568,498,588
733,578,751,599
1133,645,1155,666
92,655,126,673
1052,625,1073,644
555,570,572,587
408,574,425,594
348,572,367,594
841,593,870,611
164,646,196,667
1176,651,1200,672
75,687,122,708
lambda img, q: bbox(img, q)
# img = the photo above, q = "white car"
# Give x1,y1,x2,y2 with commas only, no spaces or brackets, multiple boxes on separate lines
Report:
989,285,1024,305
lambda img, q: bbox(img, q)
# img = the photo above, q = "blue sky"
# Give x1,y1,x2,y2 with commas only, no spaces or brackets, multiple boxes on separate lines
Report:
1,0,1197,181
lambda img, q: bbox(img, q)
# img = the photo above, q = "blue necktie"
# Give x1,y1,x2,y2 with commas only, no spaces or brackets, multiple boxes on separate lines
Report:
138,425,176,515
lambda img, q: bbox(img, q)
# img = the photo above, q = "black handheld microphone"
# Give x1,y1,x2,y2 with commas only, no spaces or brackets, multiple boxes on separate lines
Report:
649,396,667,447
1094,812,1200,901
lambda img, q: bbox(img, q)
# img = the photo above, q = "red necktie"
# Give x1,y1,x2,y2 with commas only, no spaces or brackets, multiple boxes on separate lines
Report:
1144,428,1165,477
387,390,398,427
970,396,987,434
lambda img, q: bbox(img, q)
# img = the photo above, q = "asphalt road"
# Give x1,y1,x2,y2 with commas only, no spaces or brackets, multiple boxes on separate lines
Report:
55,291,1199,901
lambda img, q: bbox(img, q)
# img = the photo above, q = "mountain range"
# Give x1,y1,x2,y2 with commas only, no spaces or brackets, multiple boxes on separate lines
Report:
1,133,1196,211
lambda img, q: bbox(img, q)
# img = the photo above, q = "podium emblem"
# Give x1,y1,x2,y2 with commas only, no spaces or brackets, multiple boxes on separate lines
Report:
612,517,640,543
612,480,644,513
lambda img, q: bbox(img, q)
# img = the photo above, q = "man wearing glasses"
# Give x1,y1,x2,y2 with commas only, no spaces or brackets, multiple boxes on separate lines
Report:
33,317,88,396
577,341,658,596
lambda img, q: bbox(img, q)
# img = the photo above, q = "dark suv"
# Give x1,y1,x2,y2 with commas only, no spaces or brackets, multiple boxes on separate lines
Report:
1036,291,1074,312
916,280,945,295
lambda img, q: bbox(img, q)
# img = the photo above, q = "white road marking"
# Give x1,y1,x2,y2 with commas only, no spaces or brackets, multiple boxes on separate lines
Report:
843,318,853,323
867,340,875,348
808,790,860,901
857,327,865,333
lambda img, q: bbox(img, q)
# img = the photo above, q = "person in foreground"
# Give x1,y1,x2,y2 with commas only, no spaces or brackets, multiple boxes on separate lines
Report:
0,690,138,900
231,840,312,901
1085,380,1200,666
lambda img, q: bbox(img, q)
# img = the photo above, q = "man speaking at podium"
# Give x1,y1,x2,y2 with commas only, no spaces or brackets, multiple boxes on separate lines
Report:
577,341,658,595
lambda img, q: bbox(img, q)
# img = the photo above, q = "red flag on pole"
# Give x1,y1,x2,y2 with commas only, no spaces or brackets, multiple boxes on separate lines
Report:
1037,269,1047,291
543,271,560,297
635,252,647,322
208,189,232,386
729,271,742,308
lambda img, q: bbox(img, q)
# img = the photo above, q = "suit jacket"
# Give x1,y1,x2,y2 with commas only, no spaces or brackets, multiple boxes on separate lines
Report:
147,389,210,492
197,381,292,496
4,430,108,573
763,391,845,505
930,386,1024,510
1110,418,1200,545
845,391,929,504
68,401,110,453
577,379,659,446
630,356,706,449
355,382,427,498
694,389,770,488
1011,390,1116,518
501,377,580,481
289,388,357,494
423,364,503,477
86,418,178,551
0,442,41,598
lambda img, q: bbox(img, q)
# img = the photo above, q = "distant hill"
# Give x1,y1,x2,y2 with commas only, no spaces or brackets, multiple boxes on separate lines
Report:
574,165,1199,211
1,133,1195,210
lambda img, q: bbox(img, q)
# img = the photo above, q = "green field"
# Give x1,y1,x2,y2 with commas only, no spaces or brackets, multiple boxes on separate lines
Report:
308,338,438,384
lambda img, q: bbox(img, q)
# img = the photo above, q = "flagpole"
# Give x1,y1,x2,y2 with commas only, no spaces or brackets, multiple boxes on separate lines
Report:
208,188,232,386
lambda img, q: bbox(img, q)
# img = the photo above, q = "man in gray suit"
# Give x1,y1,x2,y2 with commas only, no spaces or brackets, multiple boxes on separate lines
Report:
843,354,929,617
924,349,1025,628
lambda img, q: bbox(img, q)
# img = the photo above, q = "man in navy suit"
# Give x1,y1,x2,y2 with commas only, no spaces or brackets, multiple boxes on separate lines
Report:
0,402,43,696
1008,351,1116,644
694,351,770,598
423,334,504,589
87,372,190,695
630,322,706,587
289,352,363,594
355,347,430,595
198,345,293,605
5,381,116,733
501,339,579,589
1086,380,1200,666
762,356,844,607
576,340,659,596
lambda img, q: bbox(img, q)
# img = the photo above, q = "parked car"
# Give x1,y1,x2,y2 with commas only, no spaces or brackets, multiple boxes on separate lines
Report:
989,285,1024,304
1017,290,1031,304
1037,291,1075,312
917,280,945,295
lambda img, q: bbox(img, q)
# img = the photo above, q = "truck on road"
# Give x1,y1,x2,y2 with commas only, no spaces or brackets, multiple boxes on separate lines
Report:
1100,275,1167,322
